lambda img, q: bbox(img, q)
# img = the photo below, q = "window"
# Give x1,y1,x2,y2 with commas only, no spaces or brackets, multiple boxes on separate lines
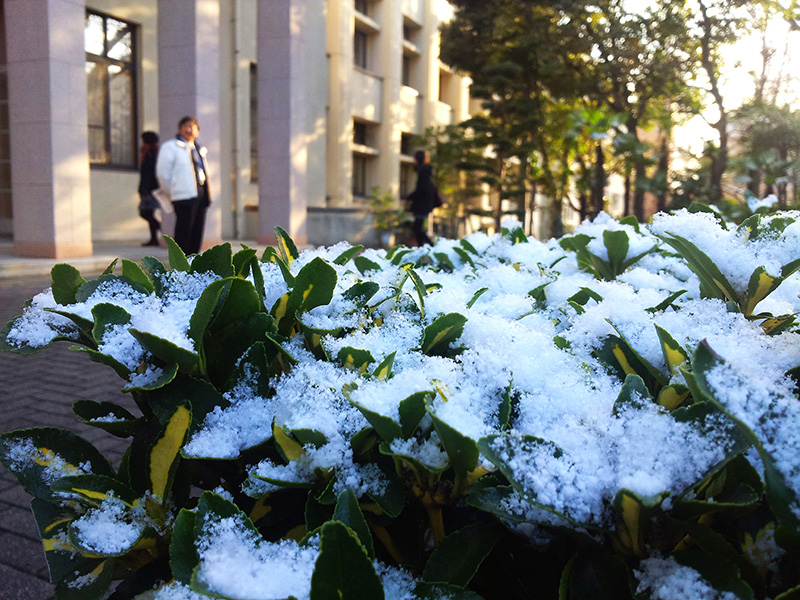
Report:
85,10,137,167
400,133,413,156
353,121,368,146
353,154,367,196
402,55,412,87
355,0,369,16
250,63,258,182
400,162,415,199
354,29,368,69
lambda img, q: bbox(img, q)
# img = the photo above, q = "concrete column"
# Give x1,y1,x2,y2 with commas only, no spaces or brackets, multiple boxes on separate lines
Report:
5,0,92,258
377,0,402,200
325,0,354,208
257,0,314,246
157,0,222,248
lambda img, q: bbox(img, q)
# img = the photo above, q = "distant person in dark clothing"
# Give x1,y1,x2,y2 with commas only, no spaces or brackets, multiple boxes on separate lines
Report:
138,131,161,247
406,150,435,246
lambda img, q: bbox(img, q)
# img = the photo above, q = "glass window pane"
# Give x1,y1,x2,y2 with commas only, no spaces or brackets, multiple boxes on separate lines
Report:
85,13,105,56
108,66,133,165
88,127,107,163
107,30,132,62
85,61,106,129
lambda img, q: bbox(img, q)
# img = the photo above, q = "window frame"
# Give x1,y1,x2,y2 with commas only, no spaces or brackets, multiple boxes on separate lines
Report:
85,9,139,170
353,29,368,70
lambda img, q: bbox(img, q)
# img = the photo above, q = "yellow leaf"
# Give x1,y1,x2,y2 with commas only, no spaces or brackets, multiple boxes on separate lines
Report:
657,386,689,411
250,497,272,523
272,293,290,323
273,423,305,462
619,493,641,556
663,346,687,374
374,364,391,381
611,346,637,376
746,271,777,316
712,278,736,303
149,405,191,500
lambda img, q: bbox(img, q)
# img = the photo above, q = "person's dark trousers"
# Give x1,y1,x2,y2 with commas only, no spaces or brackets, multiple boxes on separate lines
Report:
413,214,433,246
172,198,199,255
139,208,160,244
188,200,208,255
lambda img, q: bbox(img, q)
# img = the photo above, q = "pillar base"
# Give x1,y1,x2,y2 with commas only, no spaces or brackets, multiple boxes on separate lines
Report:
13,241,94,259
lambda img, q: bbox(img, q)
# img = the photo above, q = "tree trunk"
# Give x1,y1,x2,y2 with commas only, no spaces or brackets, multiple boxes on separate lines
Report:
634,160,646,221
656,137,669,213
591,141,605,217
624,170,632,216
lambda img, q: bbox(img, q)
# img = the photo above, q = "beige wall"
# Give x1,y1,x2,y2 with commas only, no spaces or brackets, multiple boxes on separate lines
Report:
86,0,159,242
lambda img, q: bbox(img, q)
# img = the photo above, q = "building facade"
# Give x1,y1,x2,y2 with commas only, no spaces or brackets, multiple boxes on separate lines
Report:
0,0,471,257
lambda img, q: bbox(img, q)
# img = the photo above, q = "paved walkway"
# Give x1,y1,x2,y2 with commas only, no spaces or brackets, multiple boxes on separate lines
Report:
0,239,260,599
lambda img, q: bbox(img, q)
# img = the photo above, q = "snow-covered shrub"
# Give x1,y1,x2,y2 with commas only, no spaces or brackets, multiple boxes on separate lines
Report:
2,214,800,600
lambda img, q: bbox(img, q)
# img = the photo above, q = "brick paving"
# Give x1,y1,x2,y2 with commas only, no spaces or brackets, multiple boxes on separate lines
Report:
0,269,152,599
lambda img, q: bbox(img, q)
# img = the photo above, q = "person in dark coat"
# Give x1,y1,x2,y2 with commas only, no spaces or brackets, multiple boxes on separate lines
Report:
407,150,435,246
138,131,161,246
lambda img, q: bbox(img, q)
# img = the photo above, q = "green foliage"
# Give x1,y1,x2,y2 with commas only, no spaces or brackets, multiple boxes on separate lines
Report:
1,220,800,599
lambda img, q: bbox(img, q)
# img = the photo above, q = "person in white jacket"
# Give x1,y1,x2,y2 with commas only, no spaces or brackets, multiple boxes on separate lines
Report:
156,116,211,254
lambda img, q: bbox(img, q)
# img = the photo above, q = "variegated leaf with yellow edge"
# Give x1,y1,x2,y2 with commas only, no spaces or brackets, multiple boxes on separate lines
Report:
745,267,781,317
612,489,668,558
274,225,299,265
50,474,138,508
0,428,114,502
273,422,306,462
149,403,191,501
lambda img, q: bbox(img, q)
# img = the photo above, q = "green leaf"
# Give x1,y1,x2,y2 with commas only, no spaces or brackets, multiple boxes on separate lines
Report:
646,289,687,313
654,324,688,374
129,329,199,374
671,548,755,600
602,229,630,277
103,258,118,274
348,397,403,442
31,499,84,583
568,287,603,307
72,400,144,438
408,268,428,316
372,351,396,381
91,302,131,346
467,287,488,309
428,408,479,477
422,522,503,586
72,347,130,379
170,509,198,585
612,374,652,415
421,313,467,357
121,259,155,295
310,521,384,600
453,247,475,267
434,252,455,271
691,342,800,532
559,547,633,600
343,281,380,304
399,391,431,438
657,232,738,304
164,235,191,269
415,583,484,600
124,362,179,392
612,488,668,557
0,428,114,501
150,375,228,437
337,347,375,373
261,246,294,285
460,239,479,254
354,255,381,275
51,264,86,305
54,558,114,600
744,266,781,317
51,474,138,507
191,242,234,278
275,226,300,264
232,246,258,277
333,490,375,559
334,245,364,265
